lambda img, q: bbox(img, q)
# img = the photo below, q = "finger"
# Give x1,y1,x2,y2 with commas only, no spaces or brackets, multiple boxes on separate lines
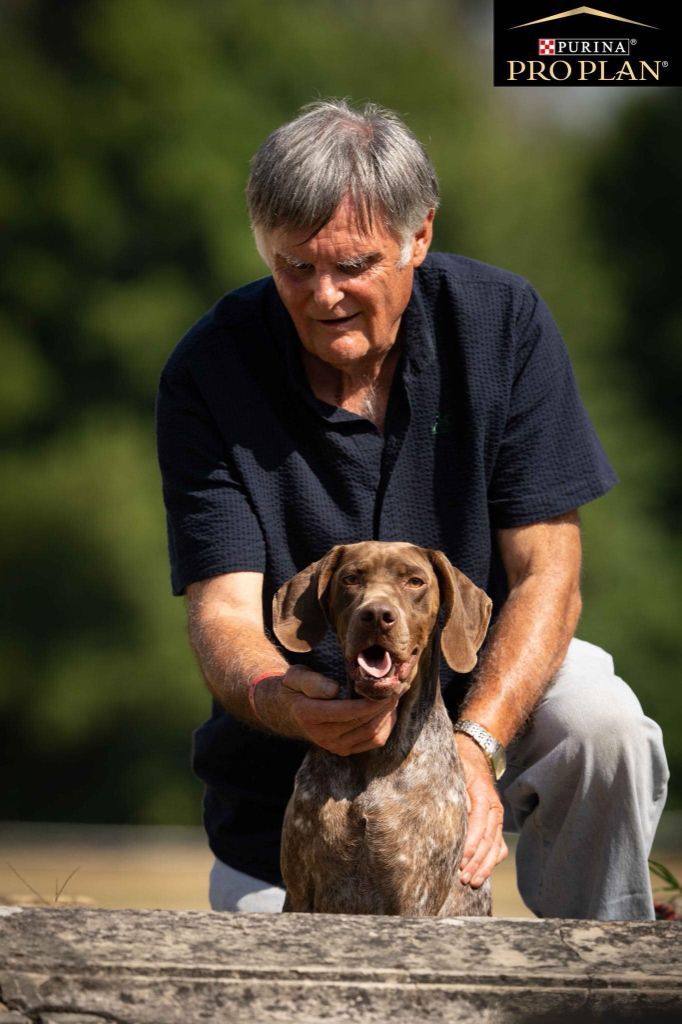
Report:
335,698,397,738
469,832,507,888
299,698,397,753
461,802,504,884
459,787,490,869
343,705,398,753
470,832,508,888
318,702,398,755
460,788,502,871
301,697,397,732
282,667,339,699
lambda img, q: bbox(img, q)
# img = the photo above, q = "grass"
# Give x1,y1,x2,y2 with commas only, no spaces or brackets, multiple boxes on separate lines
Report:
5,861,82,905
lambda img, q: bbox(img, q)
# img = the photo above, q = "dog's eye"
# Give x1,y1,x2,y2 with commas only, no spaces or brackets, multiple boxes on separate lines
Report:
407,576,425,587
342,573,360,586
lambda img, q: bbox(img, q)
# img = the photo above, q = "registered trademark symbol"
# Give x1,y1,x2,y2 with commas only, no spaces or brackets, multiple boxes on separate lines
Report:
630,38,637,45
662,61,669,67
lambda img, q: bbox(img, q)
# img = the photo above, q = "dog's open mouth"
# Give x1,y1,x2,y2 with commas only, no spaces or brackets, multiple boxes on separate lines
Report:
347,644,418,699
356,645,393,679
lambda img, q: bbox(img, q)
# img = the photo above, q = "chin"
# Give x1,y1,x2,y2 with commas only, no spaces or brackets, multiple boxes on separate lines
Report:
309,332,372,365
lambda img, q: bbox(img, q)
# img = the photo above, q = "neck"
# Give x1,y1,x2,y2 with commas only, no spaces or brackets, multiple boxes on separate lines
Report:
301,344,400,430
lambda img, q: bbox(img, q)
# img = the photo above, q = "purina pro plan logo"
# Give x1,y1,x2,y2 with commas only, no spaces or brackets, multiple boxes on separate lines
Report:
493,3,680,86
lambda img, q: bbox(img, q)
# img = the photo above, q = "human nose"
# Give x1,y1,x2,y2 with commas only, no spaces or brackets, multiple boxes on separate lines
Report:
312,273,343,310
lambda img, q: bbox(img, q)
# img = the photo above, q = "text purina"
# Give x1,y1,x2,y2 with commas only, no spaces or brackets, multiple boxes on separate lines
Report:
507,59,662,81
553,39,630,55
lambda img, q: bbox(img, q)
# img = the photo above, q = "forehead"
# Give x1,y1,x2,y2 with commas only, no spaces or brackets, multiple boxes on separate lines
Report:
268,197,400,256
337,542,433,575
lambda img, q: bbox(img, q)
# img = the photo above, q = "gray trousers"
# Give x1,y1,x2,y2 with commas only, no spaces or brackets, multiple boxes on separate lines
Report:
210,639,669,919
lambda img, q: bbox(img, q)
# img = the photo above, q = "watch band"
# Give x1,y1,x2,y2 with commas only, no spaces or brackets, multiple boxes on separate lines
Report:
454,719,507,780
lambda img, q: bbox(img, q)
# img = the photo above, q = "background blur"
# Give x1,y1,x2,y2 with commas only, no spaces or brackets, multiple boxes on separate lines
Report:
1,0,680,838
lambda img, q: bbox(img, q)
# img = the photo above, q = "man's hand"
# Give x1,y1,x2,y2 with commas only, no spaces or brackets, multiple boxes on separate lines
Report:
256,666,398,756
455,733,508,887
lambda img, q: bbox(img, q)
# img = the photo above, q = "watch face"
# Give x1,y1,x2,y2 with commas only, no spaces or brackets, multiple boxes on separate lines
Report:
492,746,507,780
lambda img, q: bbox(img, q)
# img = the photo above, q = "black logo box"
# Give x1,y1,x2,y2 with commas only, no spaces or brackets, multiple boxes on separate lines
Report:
494,1,680,86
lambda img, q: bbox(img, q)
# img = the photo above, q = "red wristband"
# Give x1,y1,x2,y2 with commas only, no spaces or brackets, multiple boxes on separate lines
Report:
247,671,284,722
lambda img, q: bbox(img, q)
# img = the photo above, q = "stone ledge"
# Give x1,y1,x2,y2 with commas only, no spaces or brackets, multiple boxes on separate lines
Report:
0,907,680,1023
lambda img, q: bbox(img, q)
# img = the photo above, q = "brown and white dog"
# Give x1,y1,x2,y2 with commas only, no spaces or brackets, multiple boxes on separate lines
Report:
273,541,493,916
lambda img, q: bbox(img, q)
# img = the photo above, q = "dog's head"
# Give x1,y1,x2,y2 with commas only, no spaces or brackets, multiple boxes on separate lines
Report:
273,542,492,701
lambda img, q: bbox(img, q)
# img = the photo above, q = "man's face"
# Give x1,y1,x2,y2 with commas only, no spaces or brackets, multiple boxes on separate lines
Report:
264,197,433,370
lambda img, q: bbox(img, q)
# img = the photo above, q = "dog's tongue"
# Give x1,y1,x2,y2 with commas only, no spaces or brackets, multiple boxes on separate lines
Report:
357,646,393,679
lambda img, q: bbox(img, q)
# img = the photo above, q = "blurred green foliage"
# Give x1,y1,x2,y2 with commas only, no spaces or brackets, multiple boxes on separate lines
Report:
1,0,679,823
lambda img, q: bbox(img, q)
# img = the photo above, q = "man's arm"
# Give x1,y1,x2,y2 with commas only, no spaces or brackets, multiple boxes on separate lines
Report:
186,571,398,755
456,511,583,888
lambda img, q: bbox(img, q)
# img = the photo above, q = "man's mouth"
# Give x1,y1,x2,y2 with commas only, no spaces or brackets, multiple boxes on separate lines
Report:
317,313,359,327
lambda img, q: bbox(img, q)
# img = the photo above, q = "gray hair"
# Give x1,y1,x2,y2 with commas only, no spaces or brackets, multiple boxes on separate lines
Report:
247,99,439,264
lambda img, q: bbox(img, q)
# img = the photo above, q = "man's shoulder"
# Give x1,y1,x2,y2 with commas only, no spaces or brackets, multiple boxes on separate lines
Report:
162,276,275,378
420,252,530,294
415,254,537,338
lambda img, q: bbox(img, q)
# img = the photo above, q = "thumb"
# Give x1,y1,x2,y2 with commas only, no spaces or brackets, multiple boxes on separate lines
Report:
283,666,339,699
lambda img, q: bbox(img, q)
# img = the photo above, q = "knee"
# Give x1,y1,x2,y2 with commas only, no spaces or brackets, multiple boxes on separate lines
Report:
552,679,643,750
535,652,667,781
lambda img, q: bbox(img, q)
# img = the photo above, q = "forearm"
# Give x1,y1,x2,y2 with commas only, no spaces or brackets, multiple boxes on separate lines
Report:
460,571,581,747
188,604,291,730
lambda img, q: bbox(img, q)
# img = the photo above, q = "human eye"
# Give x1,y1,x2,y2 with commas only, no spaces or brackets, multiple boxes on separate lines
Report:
276,255,313,277
288,260,313,275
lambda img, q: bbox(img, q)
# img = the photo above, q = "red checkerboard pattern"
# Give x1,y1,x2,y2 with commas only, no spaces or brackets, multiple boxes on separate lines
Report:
538,38,555,55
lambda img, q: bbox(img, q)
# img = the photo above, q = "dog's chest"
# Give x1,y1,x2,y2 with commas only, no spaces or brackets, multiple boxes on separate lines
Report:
282,740,468,914
321,750,465,854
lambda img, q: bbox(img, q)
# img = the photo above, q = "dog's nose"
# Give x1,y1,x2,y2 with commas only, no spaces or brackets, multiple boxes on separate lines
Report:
358,602,397,632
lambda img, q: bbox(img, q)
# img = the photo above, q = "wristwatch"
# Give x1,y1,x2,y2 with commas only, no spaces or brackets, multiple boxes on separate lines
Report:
454,719,507,780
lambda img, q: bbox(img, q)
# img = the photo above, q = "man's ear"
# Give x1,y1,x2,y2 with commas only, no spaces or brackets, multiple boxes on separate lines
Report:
427,550,492,672
410,208,434,268
272,546,347,653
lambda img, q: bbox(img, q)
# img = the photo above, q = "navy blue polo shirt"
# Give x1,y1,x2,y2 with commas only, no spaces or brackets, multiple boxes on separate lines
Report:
156,252,617,884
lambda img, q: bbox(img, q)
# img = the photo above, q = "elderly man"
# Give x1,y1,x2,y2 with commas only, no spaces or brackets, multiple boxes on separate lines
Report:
156,100,667,919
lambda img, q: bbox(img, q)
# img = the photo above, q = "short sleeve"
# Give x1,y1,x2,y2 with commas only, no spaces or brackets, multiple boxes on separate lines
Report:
488,284,618,528
156,364,266,595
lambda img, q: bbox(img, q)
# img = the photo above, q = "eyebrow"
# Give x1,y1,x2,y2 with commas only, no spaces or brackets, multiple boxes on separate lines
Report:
274,251,382,271
336,251,382,270
395,562,430,575
275,254,311,270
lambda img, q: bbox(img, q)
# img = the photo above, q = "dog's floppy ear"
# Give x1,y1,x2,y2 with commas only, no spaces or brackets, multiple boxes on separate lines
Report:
272,546,347,653
427,550,492,673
